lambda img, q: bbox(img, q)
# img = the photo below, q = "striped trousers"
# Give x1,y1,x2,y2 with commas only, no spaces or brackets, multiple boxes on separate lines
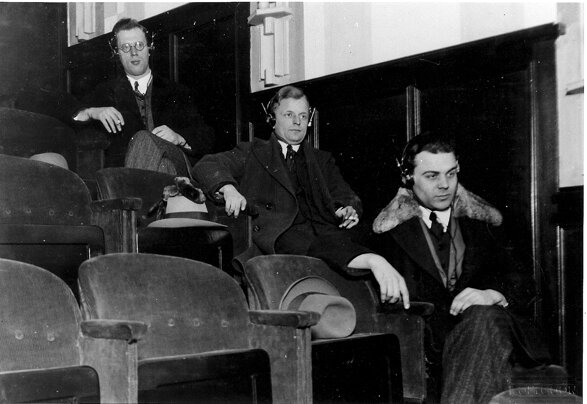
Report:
124,130,192,177
441,305,517,404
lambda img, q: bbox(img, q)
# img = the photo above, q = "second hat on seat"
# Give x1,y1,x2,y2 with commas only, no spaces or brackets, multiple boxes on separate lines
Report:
148,195,227,228
279,276,356,339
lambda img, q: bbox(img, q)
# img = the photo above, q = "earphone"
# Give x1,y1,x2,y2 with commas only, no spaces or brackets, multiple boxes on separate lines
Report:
398,144,414,188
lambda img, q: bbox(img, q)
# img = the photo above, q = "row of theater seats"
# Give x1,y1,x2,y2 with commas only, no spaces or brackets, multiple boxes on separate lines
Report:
1,253,411,403
0,152,429,402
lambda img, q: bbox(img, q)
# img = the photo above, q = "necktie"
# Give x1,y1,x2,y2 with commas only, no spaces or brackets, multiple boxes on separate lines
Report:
429,211,444,240
286,145,296,173
134,81,144,99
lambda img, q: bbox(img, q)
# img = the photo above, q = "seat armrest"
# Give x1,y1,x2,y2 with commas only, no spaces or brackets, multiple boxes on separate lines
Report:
379,301,435,318
76,127,110,150
81,319,148,342
91,198,142,253
249,309,319,329
91,197,142,212
81,322,143,403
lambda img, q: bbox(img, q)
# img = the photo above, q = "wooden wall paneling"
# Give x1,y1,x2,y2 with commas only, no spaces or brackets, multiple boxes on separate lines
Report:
554,186,583,395
0,3,68,101
529,38,562,363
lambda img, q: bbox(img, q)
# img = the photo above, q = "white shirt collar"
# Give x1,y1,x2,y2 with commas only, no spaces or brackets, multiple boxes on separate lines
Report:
419,206,451,232
276,139,300,158
127,70,152,94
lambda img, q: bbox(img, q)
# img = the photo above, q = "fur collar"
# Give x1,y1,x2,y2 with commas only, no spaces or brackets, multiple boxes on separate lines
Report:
372,184,503,234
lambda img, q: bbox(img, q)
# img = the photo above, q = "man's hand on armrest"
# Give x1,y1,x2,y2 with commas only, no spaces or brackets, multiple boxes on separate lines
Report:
74,107,124,134
218,184,248,218
348,253,410,308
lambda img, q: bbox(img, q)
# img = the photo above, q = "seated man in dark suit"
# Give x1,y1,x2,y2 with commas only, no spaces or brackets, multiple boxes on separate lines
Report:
194,85,408,304
71,18,214,174
371,132,549,403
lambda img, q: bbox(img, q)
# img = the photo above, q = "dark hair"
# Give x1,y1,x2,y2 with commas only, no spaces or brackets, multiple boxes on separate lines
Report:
268,85,309,115
109,18,151,53
401,131,458,176
112,18,148,37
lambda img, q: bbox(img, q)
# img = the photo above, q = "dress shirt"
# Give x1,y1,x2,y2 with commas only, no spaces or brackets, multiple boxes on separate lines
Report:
127,70,152,95
419,206,451,232
276,139,300,158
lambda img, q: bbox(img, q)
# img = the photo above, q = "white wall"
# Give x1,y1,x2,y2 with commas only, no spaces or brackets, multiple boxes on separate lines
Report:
69,2,185,45
556,3,583,188
302,2,556,80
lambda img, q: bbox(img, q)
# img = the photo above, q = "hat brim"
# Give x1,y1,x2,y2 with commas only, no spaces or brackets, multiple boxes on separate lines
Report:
148,218,227,228
279,276,340,310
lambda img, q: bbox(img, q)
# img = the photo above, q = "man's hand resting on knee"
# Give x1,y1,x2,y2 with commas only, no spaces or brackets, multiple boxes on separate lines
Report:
449,288,507,316
348,253,410,307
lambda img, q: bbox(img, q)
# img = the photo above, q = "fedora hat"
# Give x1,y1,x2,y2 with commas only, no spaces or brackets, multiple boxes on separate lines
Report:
148,195,227,228
280,276,356,339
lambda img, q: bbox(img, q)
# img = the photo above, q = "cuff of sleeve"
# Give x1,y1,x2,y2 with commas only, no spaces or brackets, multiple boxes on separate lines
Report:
213,181,238,200
487,289,509,307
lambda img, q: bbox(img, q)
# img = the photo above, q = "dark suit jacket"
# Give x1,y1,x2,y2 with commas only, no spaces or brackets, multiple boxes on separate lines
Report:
75,74,214,167
372,186,538,343
194,135,368,271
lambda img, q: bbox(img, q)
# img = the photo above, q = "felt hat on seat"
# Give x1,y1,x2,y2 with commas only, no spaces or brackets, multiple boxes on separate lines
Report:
29,152,69,169
148,195,227,228
279,276,356,339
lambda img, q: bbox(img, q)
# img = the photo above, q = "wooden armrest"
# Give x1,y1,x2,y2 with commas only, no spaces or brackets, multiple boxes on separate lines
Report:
91,197,142,212
81,319,148,343
378,301,435,318
75,127,110,150
249,309,320,328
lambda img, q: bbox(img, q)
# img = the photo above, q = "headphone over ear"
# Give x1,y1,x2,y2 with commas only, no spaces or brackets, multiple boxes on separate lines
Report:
109,26,155,57
262,100,276,126
398,144,414,188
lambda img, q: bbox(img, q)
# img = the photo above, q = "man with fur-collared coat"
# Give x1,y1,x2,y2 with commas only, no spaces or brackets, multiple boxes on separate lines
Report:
371,132,549,403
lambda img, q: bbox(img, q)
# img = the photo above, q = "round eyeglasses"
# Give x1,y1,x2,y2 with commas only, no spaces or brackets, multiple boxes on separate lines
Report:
118,41,146,53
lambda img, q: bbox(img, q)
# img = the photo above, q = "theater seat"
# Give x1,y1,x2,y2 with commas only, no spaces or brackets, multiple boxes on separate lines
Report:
244,254,434,403
95,167,241,275
0,106,78,171
78,253,322,403
0,154,140,295
0,258,145,403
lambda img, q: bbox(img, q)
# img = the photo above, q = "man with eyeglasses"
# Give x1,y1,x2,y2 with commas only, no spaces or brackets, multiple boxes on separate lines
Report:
71,18,213,173
194,85,409,306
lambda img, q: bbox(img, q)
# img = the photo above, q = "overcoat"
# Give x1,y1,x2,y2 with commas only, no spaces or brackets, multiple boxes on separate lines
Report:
75,74,213,167
194,135,367,270
371,185,547,362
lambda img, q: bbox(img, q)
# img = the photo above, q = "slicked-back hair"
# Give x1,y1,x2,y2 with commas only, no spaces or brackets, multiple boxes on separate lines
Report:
112,18,148,38
401,131,458,175
268,85,309,115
